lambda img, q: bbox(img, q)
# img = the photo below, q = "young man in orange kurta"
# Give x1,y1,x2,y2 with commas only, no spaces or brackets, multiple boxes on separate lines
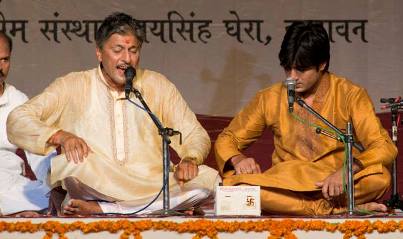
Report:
215,21,397,215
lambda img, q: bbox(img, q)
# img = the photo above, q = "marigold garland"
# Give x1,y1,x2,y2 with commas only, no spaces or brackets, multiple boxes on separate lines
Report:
0,219,402,239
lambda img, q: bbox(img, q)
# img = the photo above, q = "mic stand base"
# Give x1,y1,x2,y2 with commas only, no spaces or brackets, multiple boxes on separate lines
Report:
146,209,187,217
384,194,403,211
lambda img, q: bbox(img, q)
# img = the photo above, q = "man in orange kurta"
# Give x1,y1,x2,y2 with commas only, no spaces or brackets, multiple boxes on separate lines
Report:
215,21,397,215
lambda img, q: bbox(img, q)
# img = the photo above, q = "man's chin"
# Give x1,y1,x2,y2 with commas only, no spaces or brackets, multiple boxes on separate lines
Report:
112,74,125,83
113,79,126,86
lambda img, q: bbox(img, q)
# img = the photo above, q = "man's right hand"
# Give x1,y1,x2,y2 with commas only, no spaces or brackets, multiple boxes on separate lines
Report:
230,154,261,175
48,130,91,163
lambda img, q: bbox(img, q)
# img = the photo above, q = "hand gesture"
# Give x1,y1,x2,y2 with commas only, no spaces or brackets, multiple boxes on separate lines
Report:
315,161,363,200
174,158,198,186
315,168,345,200
48,130,91,163
231,154,261,175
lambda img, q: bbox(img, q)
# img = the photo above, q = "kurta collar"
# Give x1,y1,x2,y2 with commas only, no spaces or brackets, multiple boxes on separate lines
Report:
0,83,10,106
312,72,330,104
96,65,145,97
96,65,125,100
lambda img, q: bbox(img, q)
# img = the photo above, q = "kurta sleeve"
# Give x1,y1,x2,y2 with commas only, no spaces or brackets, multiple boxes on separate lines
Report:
6,77,70,155
348,88,397,168
214,91,268,174
160,79,211,165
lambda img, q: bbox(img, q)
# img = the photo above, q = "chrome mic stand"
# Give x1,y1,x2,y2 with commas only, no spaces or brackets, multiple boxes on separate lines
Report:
345,122,355,215
131,88,182,215
296,98,364,216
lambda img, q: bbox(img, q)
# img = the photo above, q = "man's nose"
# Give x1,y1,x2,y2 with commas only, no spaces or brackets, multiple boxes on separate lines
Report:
122,50,131,63
289,69,299,80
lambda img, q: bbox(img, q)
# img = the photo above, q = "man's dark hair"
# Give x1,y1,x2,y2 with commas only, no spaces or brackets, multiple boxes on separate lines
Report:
0,31,12,53
95,12,145,49
279,21,330,72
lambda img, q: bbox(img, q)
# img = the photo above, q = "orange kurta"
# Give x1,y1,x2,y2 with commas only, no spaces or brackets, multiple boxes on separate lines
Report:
215,73,397,215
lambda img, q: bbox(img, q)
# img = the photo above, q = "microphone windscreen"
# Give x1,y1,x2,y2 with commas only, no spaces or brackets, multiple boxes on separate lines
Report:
284,77,296,88
124,67,136,99
124,66,136,80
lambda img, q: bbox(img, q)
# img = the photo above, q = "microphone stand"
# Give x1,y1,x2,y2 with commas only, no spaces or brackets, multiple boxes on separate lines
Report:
130,88,182,215
383,102,403,210
296,98,364,216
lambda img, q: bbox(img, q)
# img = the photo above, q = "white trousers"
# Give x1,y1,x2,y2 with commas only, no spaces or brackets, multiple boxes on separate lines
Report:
0,150,55,215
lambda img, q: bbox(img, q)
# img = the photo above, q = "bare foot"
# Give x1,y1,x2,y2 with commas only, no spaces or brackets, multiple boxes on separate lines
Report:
356,202,388,213
62,199,102,215
178,207,205,216
11,211,41,217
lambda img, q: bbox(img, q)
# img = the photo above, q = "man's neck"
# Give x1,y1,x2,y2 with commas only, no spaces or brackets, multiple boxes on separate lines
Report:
300,72,327,99
298,72,329,107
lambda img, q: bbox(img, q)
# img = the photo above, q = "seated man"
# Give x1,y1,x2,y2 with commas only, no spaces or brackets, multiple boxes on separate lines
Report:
214,21,397,215
7,12,219,215
0,31,54,217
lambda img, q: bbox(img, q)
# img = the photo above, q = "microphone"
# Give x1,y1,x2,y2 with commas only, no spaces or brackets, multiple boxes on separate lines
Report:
284,77,296,112
381,100,403,109
124,66,136,99
380,96,402,109
380,98,396,104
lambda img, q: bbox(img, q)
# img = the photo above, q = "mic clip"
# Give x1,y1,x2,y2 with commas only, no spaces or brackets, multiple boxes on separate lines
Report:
315,128,343,142
160,128,182,145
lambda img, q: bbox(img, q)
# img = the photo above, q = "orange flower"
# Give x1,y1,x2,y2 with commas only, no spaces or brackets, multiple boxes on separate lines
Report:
0,218,401,239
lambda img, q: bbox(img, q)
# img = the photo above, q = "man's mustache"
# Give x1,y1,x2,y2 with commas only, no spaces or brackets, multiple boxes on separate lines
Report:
0,70,4,77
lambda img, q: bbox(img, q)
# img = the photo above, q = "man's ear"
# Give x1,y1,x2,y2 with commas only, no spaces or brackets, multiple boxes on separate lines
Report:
319,62,326,71
95,47,102,62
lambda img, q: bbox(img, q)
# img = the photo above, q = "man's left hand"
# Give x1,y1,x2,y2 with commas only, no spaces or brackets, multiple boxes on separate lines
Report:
174,159,198,187
315,168,344,200
315,161,362,200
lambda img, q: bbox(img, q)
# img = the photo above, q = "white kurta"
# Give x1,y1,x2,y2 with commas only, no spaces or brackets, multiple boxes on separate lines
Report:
0,84,53,215
7,67,219,208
